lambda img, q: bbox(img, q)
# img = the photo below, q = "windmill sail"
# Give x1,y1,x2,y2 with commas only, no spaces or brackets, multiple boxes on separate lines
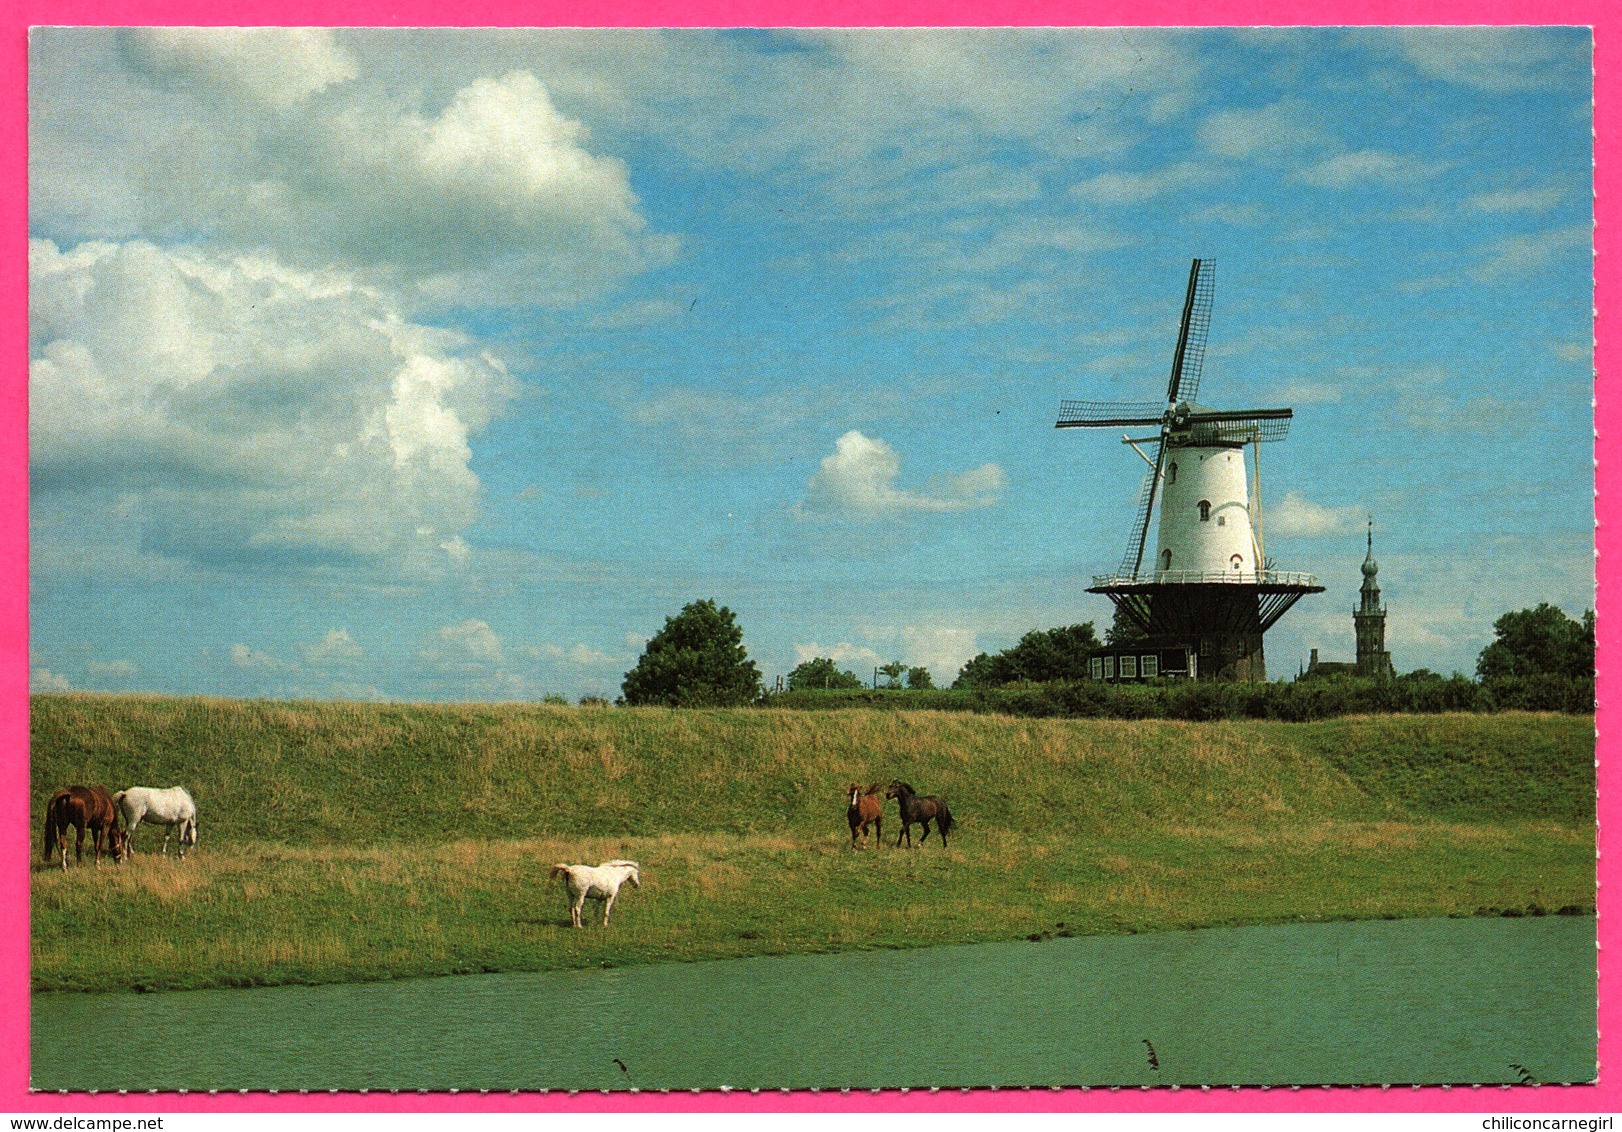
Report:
1119,457,1161,577
1056,401,1166,428
1166,259,1215,405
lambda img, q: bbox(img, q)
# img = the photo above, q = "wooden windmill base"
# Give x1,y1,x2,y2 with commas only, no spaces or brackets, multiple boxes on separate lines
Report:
1090,580,1325,683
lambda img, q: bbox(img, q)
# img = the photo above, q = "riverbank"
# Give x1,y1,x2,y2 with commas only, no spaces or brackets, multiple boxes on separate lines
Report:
30,695,1595,992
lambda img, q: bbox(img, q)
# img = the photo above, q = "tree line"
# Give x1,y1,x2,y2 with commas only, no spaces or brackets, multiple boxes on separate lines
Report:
613,598,1594,716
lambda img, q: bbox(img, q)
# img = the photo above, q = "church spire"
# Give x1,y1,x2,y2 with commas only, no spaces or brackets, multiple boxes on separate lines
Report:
1354,516,1392,678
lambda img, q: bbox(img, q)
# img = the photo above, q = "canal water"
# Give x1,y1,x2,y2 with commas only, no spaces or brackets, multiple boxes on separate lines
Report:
32,916,1594,1091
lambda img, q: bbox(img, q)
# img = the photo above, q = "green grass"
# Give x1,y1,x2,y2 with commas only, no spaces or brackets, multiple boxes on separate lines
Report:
30,695,1595,993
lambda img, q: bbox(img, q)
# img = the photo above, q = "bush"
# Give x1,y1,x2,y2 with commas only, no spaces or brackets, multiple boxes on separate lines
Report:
759,669,1592,721
1483,674,1596,713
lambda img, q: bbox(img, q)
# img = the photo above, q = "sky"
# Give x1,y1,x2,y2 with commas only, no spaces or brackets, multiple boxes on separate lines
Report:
25,26,1595,702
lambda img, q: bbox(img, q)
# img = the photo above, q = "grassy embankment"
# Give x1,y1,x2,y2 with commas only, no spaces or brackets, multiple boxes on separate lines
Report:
30,694,1594,993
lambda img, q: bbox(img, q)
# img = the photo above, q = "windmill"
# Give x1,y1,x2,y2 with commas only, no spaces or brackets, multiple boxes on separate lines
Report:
1057,259,1323,681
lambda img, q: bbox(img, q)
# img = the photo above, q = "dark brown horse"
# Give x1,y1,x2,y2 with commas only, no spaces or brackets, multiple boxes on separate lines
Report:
43,785,124,870
846,782,884,849
886,780,955,848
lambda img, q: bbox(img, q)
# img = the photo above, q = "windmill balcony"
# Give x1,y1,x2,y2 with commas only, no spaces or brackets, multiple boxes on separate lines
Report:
1091,569,1321,588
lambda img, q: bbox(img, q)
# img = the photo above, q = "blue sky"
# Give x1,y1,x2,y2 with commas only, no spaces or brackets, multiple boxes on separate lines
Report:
27,27,1594,701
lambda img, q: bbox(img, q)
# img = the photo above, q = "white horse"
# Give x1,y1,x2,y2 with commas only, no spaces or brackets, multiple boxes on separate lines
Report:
549,860,640,928
113,786,198,861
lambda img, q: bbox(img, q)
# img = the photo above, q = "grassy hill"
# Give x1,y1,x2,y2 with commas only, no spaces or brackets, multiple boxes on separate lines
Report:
30,695,1595,992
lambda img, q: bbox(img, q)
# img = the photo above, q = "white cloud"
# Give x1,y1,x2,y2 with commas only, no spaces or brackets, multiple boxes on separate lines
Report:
1266,491,1365,539
1388,28,1588,93
29,238,515,569
31,667,72,692
309,69,660,305
1070,162,1205,206
121,28,357,107
518,641,621,667
302,629,364,665
1297,150,1446,188
1190,202,1266,226
439,535,472,566
567,643,616,666
230,643,286,669
795,627,977,683
901,626,980,678
800,430,1006,517
788,29,1200,141
37,35,664,308
1468,187,1565,214
1275,381,1343,405
426,619,504,664
794,641,885,670
1198,100,1325,159
1469,225,1591,283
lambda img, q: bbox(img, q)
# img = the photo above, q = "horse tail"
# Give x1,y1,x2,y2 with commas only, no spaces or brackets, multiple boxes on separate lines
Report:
936,801,956,836
43,797,60,859
549,865,571,881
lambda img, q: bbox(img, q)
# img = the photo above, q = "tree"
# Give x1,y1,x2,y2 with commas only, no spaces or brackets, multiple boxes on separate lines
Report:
953,652,998,689
907,665,935,690
1476,603,1595,681
621,599,762,707
949,623,1101,687
999,623,1101,682
787,657,864,691
878,661,906,689
1105,604,1150,646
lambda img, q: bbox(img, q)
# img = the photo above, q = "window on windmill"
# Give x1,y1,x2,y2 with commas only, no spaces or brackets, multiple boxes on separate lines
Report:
1217,515,1225,526
1198,500,1211,521
1167,463,1178,484
1231,554,1243,570
1160,549,1172,571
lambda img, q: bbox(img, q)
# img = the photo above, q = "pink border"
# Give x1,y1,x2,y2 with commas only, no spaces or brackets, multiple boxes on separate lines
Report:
3,3,1613,1116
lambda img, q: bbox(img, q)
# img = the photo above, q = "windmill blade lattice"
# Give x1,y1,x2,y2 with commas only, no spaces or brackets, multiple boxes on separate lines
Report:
1117,460,1163,576
1056,400,1167,428
1167,259,1215,405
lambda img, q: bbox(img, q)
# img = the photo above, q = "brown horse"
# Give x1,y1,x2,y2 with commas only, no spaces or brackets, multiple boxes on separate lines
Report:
43,785,125,870
846,782,884,849
886,780,956,849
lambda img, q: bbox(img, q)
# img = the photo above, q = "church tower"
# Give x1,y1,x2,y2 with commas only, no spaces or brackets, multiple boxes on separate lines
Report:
1354,518,1394,678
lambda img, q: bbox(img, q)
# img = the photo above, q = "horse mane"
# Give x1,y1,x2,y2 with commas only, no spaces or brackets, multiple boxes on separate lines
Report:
863,782,884,795
600,859,639,870
891,780,916,795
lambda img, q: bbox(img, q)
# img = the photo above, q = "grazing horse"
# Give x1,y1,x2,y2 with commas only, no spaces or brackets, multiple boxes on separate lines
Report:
549,860,641,928
42,785,125,870
846,782,884,849
886,780,956,849
113,786,198,861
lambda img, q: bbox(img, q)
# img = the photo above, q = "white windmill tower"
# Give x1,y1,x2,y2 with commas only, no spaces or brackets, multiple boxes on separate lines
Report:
1057,259,1323,681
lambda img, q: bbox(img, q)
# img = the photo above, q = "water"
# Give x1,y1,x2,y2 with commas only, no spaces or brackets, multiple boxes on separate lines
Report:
32,916,1594,1090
